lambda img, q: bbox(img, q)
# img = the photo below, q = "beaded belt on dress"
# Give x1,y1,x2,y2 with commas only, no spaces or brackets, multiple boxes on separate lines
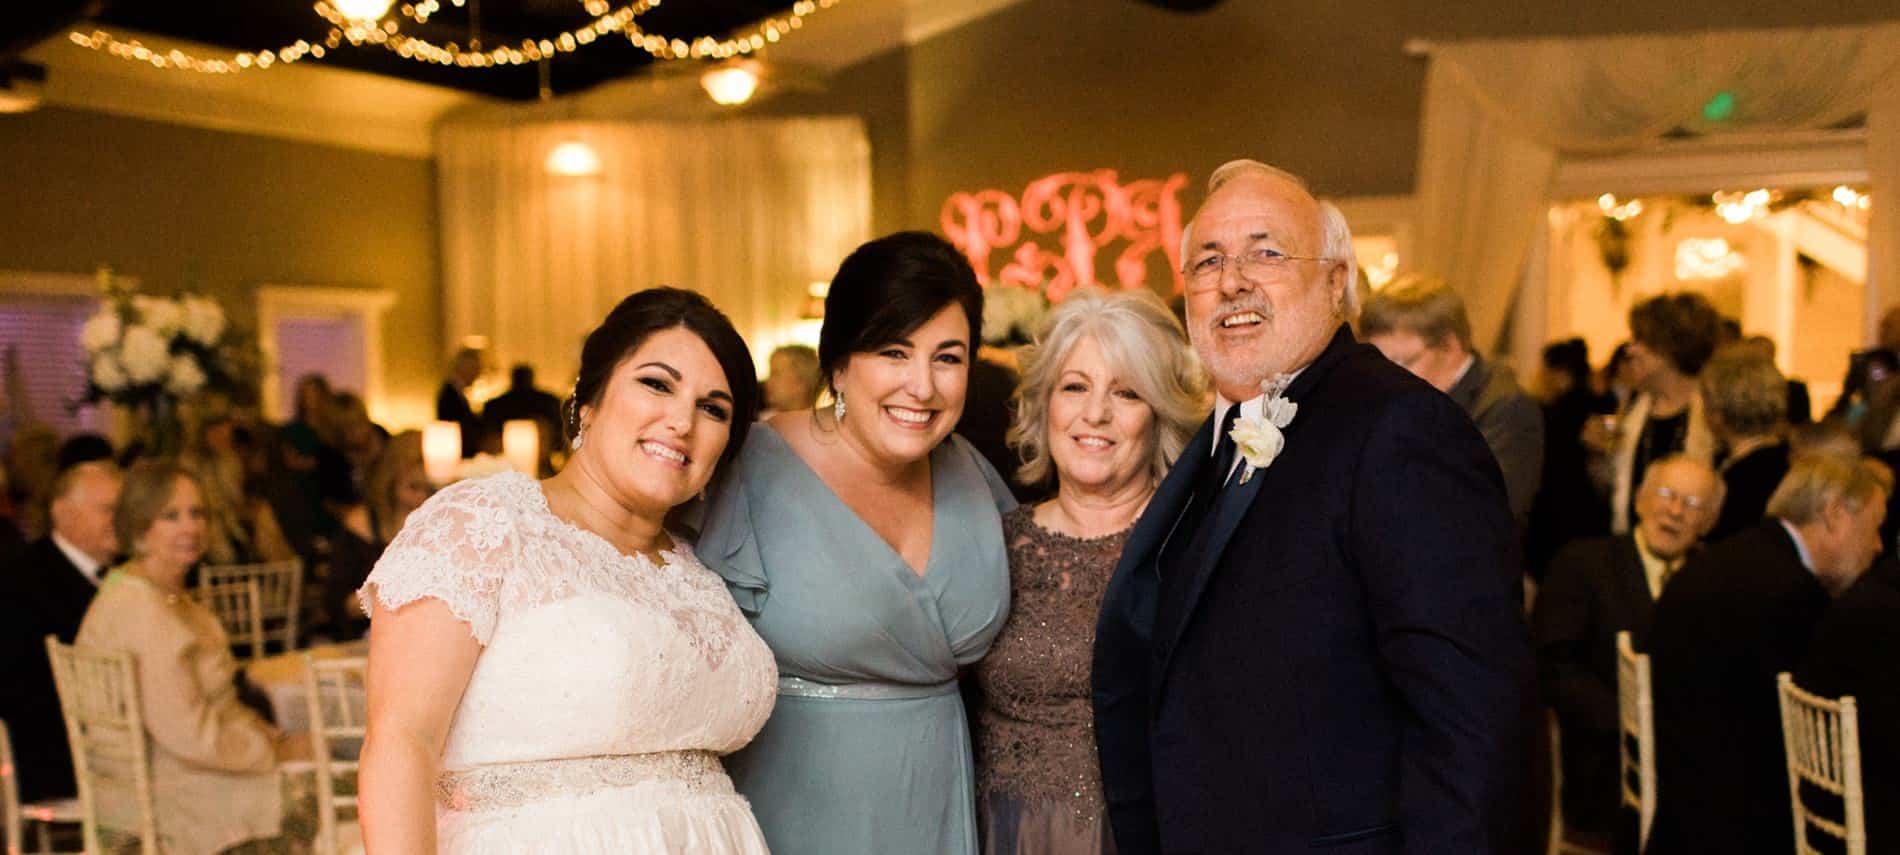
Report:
435,750,729,812
777,675,959,700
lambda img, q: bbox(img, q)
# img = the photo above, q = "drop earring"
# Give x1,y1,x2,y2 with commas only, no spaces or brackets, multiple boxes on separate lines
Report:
570,430,584,451
833,390,846,422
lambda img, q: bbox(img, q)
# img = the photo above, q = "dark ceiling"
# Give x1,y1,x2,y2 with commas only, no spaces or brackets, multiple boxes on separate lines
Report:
0,0,804,100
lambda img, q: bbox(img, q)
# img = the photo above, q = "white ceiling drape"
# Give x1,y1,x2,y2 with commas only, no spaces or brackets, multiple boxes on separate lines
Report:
437,116,871,391
1413,23,1900,354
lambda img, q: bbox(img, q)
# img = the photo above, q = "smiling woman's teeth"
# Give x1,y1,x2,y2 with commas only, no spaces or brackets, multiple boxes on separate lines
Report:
888,407,931,425
1076,437,1112,450
641,441,686,464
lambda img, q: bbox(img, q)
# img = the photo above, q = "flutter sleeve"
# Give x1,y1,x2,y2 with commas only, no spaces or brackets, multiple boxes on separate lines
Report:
695,461,769,615
358,474,521,645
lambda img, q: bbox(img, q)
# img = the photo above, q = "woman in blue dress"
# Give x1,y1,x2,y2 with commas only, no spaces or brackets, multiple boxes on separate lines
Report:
698,231,1013,854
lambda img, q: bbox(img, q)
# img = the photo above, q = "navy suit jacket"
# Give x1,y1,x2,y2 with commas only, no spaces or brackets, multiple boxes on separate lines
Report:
1091,327,1535,854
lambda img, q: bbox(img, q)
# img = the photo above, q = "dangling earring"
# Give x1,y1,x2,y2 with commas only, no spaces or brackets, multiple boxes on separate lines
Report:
833,390,846,422
570,430,584,451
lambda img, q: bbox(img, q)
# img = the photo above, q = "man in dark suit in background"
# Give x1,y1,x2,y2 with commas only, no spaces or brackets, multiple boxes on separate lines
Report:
1532,455,1723,846
482,363,564,461
1362,273,1545,531
1092,159,1534,854
1645,454,1891,855
436,346,485,457
0,460,121,802
1794,554,1900,854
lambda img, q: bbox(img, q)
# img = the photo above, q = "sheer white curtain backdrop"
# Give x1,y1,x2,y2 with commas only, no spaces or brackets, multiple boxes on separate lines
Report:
1412,23,1900,353
437,117,871,389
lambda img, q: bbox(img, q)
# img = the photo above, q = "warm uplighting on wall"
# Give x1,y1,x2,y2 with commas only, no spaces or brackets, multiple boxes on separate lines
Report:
502,420,540,475
422,421,463,485
546,141,603,177
701,65,760,105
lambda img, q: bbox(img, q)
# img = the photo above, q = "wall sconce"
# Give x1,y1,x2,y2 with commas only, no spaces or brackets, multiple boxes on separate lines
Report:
422,421,463,485
546,140,603,177
801,281,829,319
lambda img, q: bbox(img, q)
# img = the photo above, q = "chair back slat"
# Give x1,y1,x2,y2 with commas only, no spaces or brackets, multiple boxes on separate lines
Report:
1778,673,1867,855
44,637,159,854
1615,631,1656,851
198,560,302,659
194,578,266,661
303,655,368,855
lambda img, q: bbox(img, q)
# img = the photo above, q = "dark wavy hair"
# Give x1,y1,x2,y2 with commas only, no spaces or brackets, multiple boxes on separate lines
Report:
817,231,984,392
565,287,758,466
1629,293,1721,376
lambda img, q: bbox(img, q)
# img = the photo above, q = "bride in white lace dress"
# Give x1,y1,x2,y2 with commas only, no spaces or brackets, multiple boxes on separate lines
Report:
357,288,777,854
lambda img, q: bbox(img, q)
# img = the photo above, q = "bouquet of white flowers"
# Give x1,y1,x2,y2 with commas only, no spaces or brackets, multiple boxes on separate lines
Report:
79,289,243,453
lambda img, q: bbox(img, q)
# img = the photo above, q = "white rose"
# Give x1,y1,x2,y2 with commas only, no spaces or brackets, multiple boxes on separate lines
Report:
1263,396,1299,429
132,295,184,336
166,354,207,395
81,310,122,353
1228,417,1286,471
120,324,171,384
92,353,129,392
181,295,226,345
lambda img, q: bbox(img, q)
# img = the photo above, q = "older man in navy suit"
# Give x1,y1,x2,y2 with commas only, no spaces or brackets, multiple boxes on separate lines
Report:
1092,160,1535,854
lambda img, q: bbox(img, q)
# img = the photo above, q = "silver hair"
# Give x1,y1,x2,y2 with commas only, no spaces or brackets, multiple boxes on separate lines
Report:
1767,453,1894,525
1180,159,1359,318
1008,288,1207,488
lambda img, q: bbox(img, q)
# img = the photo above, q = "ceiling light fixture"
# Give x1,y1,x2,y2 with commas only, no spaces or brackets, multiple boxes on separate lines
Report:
333,0,397,23
701,64,759,105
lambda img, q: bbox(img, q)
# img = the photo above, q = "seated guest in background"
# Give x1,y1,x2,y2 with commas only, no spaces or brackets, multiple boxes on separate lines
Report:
77,461,302,854
1795,554,1900,854
436,346,485,458
0,460,121,802
1737,335,1810,426
182,410,295,566
1646,454,1891,855
481,363,563,461
760,345,823,418
1702,348,1792,544
1531,455,1722,847
322,431,429,640
1528,338,1616,578
5,422,60,539
1362,272,1544,530
327,391,387,501
56,432,116,471
976,289,1202,854
1584,294,1721,536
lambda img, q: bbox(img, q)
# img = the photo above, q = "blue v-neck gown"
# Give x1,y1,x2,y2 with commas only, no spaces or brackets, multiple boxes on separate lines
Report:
697,426,1014,855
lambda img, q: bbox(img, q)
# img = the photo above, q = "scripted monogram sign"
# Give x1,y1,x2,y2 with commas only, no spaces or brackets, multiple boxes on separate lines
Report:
939,169,1188,300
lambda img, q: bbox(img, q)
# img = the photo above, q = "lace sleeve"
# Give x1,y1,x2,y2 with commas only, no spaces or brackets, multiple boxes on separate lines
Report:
358,474,522,644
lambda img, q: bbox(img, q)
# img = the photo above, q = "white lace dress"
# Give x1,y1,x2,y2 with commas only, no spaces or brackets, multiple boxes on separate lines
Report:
360,470,777,854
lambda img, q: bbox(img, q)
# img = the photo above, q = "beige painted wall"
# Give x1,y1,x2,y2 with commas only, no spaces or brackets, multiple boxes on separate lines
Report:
0,106,441,428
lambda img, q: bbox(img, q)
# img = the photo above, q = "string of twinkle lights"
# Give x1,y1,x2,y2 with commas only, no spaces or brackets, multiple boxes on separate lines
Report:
66,0,842,73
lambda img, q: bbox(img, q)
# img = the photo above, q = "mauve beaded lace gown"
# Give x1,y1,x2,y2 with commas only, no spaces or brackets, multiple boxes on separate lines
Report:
974,506,1124,855
697,427,1014,855
359,471,778,854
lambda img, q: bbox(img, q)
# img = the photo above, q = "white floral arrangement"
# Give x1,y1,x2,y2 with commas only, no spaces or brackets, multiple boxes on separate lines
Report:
981,284,1049,348
80,290,237,408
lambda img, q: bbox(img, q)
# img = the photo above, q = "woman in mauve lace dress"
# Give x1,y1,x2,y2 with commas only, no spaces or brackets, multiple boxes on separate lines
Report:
356,288,778,854
975,290,1203,855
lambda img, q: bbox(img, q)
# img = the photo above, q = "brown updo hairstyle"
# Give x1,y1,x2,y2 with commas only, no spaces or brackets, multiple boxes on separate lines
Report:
1628,293,1722,376
115,460,204,556
817,231,984,398
564,287,759,466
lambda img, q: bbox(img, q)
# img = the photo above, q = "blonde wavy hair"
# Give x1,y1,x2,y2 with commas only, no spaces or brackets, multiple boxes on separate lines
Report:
1008,289,1206,487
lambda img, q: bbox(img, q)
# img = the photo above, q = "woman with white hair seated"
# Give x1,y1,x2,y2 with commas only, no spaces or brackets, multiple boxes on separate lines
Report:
973,288,1203,854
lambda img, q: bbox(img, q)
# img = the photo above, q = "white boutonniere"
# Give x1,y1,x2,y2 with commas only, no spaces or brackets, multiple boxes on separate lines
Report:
1228,375,1298,485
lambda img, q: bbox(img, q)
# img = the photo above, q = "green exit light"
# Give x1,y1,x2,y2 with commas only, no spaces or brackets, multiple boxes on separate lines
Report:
1703,91,1737,122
